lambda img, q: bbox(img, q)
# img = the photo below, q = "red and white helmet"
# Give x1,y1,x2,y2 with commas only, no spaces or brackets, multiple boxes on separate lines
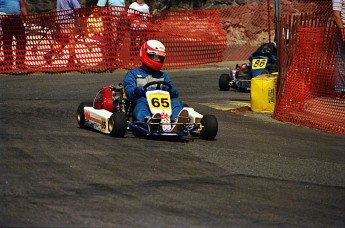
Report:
140,40,166,71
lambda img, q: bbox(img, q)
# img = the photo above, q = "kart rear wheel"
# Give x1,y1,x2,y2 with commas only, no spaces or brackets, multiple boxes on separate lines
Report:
200,115,218,140
219,74,230,91
77,102,93,128
109,112,127,137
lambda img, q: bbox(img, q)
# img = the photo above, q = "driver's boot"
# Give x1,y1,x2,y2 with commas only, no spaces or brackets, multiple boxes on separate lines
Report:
172,109,189,132
147,113,161,132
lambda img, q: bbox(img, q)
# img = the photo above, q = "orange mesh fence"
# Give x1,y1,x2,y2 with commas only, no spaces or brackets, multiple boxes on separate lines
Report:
1,1,333,74
0,6,226,74
142,10,227,68
281,0,332,15
220,0,333,62
220,0,274,61
273,11,345,134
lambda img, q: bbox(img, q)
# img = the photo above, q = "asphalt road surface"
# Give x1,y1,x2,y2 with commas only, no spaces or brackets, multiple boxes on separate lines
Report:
1,66,345,227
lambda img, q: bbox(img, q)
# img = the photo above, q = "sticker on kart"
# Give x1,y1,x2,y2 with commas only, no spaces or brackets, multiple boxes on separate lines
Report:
252,59,267,69
85,110,107,132
147,91,173,132
147,92,171,112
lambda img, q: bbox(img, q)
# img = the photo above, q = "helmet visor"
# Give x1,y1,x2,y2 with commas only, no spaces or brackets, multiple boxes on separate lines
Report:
148,53,165,63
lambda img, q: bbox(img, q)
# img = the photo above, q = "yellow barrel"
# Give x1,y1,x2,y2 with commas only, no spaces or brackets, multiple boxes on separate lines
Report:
250,74,277,113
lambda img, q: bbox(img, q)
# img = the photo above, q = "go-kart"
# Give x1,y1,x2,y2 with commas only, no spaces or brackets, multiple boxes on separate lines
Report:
77,81,218,140
219,42,278,92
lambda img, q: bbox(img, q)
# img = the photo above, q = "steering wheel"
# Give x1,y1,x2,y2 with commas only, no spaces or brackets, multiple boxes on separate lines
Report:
143,81,172,91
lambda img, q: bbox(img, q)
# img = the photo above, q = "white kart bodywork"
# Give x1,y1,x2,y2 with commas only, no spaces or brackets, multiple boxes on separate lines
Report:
82,105,203,135
83,106,113,134
78,83,218,139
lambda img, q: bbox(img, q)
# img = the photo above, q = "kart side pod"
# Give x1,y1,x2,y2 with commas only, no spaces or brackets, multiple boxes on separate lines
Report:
77,102,127,137
184,107,218,140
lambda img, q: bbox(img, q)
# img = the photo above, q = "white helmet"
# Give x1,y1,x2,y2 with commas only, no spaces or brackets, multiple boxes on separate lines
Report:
140,40,166,71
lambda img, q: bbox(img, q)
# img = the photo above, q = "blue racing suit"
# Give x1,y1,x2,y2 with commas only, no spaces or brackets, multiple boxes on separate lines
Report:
123,67,183,122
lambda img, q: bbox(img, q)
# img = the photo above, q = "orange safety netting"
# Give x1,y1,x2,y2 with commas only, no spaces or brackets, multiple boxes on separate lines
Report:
220,0,333,62
0,6,226,74
220,0,274,62
273,24,345,134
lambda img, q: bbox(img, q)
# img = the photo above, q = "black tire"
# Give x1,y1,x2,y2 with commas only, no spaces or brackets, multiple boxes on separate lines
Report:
109,112,127,137
219,74,230,91
200,115,218,140
77,102,93,128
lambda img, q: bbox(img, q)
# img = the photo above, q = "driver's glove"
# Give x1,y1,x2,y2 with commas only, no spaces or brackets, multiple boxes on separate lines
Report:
134,86,146,97
169,89,179,98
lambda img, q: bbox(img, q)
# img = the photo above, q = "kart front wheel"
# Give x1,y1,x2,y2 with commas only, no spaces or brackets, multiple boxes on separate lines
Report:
200,115,218,140
109,113,127,137
219,74,230,91
77,102,93,128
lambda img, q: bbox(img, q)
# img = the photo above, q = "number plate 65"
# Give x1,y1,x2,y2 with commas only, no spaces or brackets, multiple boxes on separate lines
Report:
147,93,171,111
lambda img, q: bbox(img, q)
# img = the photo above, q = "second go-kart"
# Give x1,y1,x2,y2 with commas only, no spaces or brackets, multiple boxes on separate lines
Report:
77,81,218,140
219,42,278,92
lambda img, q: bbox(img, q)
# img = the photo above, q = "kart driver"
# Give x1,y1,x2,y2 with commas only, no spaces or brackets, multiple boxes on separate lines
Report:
123,40,188,128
